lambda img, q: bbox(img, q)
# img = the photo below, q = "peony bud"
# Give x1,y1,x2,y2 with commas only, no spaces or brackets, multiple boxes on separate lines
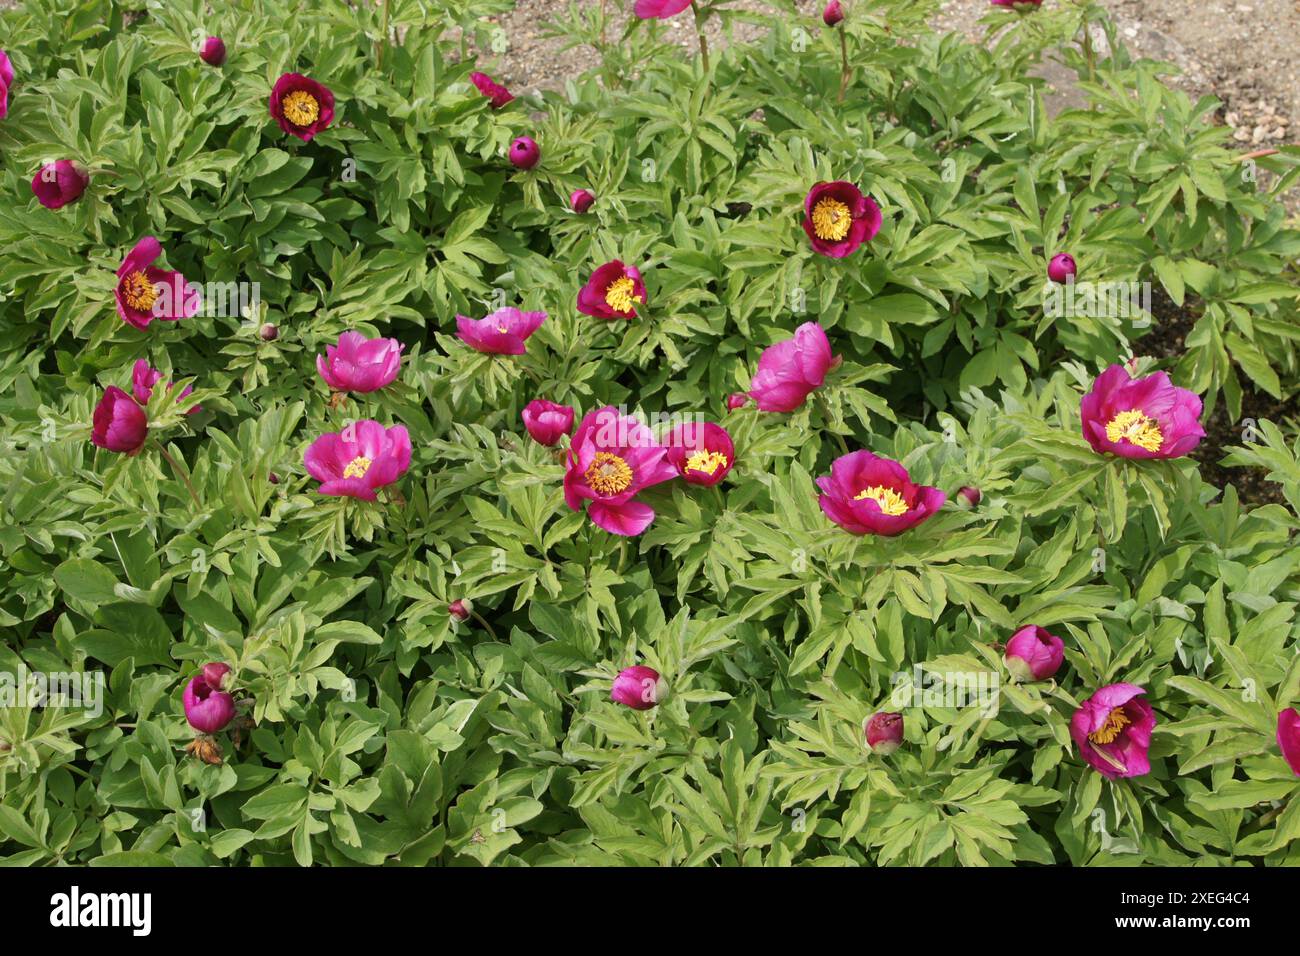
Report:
32,160,89,210
509,136,540,170
199,37,226,67
91,386,148,455
611,665,664,710
956,485,981,508
449,599,472,622
570,189,596,214
201,662,232,692
823,0,844,25
259,322,279,341
268,471,280,484
1004,625,1065,682
1047,253,1077,284
522,399,575,447
865,712,903,754
726,393,748,411
183,665,236,734
1278,708,1300,776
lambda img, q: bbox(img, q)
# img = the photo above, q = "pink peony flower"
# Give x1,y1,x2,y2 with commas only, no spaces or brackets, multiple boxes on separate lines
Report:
114,236,201,331
577,260,647,320
199,37,226,66
1048,252,1077,283
749,321,835,412
823,0,845,25
131,359,199,415
1278,709,1300,776
509,135,540,170
469,71,514,108
1080,364,1205,460
91,386,148,455
1004,625,1065,682
633,0,693,18
456,307,546,355
316,331,404,393
611,665,665,710
866,712,903,754
570,189,596,214
1070,683,1156,779
303,420,412,500
184,665,236,734
663,421,735,486
522,399,575,446
802,181,882,258
564,406,677,536
817,450,946,537
0,50,13,120
269,73,334,141
32,160,88,210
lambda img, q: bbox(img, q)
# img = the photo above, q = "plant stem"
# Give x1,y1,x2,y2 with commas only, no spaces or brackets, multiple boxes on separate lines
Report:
155,442,202,511
469,609,499,642
690,1,710,72
377,0,391,68
838,30,850,102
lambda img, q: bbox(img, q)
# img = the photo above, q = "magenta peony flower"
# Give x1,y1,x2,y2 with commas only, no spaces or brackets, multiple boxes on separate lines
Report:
316,331,404,393
611,665,665,710
664,421,735,486
823,0,845,25
956,485,981,508
269,73,334,141
817,450,946,537
457,307,546,355
303,420,412,500
131,359,199,415
866,712,903,754
184,665,236,734
32,160,88,210
633,0,692,18
802,181,882,258
509,136,540,170
114,236,201,330
1080,364,1205,460
577,260,647,320
564,406,677,536
1048,252,1077,283
1278,709,1300,776
522,399,575,446
749,321,835,412
469,71,513,108
0,50,13,120
1004,625,1065,682
1070,683,1155,779
199,37,226,66
726,393,749,411
91,386,149,455
570,189,596,214
449,599,472,623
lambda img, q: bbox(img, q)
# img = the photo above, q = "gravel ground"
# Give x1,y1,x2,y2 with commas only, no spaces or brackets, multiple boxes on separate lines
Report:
480,0,1299,160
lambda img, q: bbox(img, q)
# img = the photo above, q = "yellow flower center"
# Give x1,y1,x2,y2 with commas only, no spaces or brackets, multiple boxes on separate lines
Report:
684,450,728,475
1088,706,1130,745
585,452,633,495
1104,409,1164,452
282,90,321,127
122,270,159,311
343,455,372,479
811,197,852,241
604,276,642,314
853,485,909,516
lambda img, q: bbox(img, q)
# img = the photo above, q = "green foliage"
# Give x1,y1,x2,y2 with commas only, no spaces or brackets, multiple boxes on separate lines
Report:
2,0,1300,866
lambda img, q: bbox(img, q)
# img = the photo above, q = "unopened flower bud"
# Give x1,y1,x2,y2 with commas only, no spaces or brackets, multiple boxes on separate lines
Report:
1004,625,1065,682
1047,253,1077,283
726,393,748,411
259,323,279,341
509,136,540,170
611,665,665,710
449,599,472,622
823,0,844,25
865,712,903,755
570,189,596,214
957,486,981,508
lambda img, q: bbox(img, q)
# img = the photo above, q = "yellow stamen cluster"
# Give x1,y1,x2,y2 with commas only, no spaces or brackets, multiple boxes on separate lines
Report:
853,485,909,516
811,197,852,242
604,276,642,314
121,270,159,311
282,90,321,127
684,449,728,475
1105,409,1164,452
586,452,633,495
1088,706,1130,745
343,455,372,479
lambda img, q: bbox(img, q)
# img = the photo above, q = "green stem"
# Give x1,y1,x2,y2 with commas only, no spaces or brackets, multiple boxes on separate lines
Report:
377,0,391,68
837,30,849,102
155,441,202,511
690,1,710,72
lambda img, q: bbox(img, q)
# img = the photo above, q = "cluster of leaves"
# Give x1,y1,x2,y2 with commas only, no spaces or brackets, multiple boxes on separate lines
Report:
1,0,1299,866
